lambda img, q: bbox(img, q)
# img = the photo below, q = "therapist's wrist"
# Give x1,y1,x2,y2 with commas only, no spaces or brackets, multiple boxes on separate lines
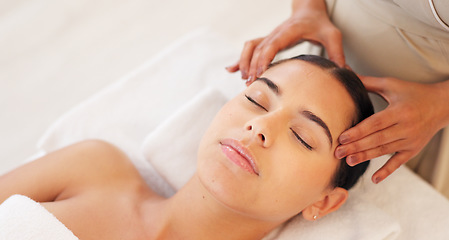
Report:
291,0,327,16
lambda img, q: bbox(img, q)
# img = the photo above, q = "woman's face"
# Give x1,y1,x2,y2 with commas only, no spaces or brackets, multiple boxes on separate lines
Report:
197,60,355,223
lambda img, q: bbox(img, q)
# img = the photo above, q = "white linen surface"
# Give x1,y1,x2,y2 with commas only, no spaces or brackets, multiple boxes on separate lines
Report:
0,194,78,240
36,29,449,239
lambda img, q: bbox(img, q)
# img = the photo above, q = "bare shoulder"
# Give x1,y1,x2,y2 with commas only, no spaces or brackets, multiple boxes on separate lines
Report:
38,140,159,240
55,140,147,197
70,140,140,180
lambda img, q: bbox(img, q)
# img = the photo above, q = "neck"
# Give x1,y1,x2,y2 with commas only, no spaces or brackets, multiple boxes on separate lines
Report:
141,174,280,240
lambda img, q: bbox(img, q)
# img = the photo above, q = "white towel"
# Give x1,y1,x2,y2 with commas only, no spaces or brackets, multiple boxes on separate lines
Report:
269,197,400,240
142,87,227,190
0,195,78,240
141,87,401,240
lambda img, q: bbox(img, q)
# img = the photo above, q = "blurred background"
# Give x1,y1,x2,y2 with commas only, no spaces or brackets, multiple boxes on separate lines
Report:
0,0,290,174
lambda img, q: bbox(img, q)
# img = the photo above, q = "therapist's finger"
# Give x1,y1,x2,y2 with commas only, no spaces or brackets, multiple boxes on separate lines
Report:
248,44,264,82
239,38,264,79
252,29,298,78
338,110,397,145
372,152,412,183
345,139,405,166
336,123,402,159
254,43,279,78
247,34,278,79
225,62,240,73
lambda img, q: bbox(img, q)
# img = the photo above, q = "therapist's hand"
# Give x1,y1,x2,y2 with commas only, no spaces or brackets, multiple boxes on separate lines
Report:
226,0,345,83
335,76,449,183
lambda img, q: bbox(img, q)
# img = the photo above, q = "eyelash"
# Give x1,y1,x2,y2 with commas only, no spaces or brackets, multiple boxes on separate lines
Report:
290,128,313,150
245,95,268,112
245,94,313,150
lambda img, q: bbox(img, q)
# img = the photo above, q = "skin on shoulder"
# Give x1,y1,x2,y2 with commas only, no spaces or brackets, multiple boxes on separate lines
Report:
0,140,150,203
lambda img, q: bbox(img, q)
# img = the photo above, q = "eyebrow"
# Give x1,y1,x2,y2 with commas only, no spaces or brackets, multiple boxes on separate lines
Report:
255,76,333,147
301,110,333,147
255,77,280,95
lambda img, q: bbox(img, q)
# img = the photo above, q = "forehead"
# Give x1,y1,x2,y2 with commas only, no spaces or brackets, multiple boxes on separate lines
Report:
260,60,356,141
264,60,334,87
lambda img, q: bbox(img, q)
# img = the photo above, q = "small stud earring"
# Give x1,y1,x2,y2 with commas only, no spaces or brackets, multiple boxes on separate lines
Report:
313,215,317,220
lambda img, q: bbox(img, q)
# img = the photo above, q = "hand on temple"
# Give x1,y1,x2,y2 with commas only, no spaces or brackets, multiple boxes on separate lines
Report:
226,0,345,84
335,76,449,184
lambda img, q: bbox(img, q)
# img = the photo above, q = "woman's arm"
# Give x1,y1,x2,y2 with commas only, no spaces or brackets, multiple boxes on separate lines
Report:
0,140,136,203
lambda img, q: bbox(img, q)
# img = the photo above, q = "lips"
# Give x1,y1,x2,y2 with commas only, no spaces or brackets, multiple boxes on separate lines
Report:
220,138,259,176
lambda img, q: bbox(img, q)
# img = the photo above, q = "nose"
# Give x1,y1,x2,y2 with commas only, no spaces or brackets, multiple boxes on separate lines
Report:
246,124,266,143
244,115,279,147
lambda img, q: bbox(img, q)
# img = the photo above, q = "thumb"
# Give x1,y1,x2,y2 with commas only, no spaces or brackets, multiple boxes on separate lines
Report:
359,75,385,92
359,75,390,101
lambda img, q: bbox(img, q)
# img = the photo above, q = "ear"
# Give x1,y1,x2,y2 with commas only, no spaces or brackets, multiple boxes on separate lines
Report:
302,187,348,221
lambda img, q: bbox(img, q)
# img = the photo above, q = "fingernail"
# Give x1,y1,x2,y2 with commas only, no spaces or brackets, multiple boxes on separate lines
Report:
241,70,248,79
339,134,350,144
373,177,381,184
336,148,346,159
347,155,358,166
245,76,253,86
256,67,263,77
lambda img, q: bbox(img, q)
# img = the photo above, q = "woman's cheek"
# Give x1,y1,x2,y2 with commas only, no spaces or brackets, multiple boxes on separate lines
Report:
280,152,328,196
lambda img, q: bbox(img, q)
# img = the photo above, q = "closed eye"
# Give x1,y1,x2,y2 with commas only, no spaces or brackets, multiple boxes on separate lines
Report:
290,128,313,150
245,95,268,112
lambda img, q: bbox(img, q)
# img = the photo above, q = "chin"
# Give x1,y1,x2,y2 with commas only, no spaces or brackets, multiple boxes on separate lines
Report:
197,158,302,222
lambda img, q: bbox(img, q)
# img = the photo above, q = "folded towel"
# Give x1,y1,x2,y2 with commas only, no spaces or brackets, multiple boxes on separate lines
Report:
0,195,78,240
141,87,401,240
141,87,227,190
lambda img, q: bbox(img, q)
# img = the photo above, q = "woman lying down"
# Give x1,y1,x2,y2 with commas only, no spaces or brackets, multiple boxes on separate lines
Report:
0,55,374,240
